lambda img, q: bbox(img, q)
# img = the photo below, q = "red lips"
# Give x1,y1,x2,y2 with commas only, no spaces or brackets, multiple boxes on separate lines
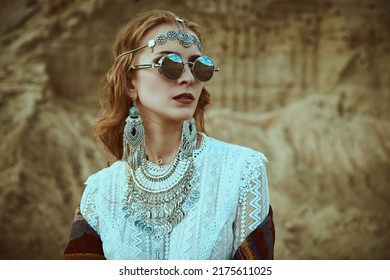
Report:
173,93,194,100
173,93,195,104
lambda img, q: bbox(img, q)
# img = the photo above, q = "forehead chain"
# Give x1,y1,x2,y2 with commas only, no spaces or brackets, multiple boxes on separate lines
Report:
115,17,202,62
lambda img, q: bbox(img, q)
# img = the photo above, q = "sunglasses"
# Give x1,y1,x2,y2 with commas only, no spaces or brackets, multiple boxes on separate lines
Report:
130,53,219,82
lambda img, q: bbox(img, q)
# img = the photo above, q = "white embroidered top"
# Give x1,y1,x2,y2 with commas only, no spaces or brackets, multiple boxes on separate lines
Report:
80,134,270,260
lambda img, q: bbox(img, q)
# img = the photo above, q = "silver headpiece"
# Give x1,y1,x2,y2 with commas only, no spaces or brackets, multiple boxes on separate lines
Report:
115,17,202,62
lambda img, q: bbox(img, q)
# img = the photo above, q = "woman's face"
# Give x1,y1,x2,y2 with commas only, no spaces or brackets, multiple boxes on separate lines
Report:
130,23,205,125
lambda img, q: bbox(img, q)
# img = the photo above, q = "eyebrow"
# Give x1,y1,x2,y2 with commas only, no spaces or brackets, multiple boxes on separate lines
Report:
153,51,200,60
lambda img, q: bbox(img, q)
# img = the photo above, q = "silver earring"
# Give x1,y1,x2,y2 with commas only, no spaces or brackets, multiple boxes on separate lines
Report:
180,117,197,159
123,106,145,168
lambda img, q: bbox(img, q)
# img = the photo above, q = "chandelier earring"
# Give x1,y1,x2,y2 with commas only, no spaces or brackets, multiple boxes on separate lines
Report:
123,106,146,169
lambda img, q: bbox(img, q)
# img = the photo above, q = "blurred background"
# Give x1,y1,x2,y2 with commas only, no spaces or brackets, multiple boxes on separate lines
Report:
0,0,389,259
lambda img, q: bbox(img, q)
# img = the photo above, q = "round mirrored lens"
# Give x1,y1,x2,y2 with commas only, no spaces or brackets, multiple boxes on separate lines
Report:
160,53,184,80
193,56,215,82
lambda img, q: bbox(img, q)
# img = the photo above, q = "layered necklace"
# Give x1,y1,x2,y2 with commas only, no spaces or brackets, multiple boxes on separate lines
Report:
122,116,200,238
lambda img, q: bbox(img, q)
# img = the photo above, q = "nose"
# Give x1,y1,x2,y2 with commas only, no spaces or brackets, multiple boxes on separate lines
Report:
177,63,195,85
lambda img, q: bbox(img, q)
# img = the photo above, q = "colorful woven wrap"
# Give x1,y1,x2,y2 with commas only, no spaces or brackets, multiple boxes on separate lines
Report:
64,207,275,260
232,207,275,260
64,208,105,260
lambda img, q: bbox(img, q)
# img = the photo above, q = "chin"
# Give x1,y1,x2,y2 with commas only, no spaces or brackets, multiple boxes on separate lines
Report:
169,111,195,122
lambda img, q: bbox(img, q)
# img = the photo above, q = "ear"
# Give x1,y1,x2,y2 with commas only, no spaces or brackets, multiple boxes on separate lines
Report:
128,88,137,102
126,75,138,102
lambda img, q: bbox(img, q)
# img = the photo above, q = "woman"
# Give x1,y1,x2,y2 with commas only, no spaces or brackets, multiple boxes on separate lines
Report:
64,10,275,260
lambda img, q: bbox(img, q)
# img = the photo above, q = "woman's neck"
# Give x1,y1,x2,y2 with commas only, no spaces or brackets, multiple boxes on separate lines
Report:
142,118,182,165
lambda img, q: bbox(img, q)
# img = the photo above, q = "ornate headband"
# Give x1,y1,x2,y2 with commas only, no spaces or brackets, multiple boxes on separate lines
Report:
115,17,203,62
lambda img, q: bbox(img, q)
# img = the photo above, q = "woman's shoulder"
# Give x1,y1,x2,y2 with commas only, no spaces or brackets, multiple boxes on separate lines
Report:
202,134,268,165
84,160,125,189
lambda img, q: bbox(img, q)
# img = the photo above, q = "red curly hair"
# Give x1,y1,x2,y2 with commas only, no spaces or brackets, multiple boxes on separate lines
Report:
93,10,211,160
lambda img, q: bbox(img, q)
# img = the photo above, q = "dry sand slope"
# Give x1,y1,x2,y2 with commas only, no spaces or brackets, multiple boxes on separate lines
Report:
206,93,390,259
0,0,389,259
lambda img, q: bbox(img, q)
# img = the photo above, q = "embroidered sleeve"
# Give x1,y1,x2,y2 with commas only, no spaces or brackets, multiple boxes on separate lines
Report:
80,174,101,235
233,151,270,252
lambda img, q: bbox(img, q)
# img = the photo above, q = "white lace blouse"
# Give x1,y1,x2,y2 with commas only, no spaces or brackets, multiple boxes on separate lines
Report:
80,134,270,260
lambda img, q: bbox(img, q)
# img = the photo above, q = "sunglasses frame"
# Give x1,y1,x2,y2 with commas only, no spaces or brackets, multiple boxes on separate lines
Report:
130,53,219,82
